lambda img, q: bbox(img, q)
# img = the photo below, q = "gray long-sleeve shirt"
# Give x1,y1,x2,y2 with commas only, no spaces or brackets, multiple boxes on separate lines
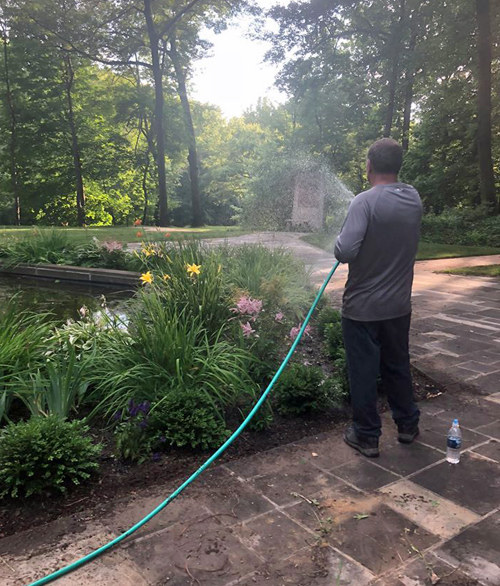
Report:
334,182,422,322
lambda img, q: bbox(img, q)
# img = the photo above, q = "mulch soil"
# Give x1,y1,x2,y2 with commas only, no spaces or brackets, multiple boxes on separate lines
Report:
0,331,443,540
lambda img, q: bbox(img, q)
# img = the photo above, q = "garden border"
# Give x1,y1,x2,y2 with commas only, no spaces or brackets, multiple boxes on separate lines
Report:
0,263,140,287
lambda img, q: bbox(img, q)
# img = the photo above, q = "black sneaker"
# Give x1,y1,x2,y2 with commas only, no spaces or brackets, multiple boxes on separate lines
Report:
343,426,380,458
398,424,419,444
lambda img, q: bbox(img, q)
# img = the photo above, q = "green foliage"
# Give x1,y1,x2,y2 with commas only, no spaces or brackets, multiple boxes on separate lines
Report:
421,209,500,248
317,307,342,337
19,349,89,419
239,398,274,432
136,240,232,336
274,363,333,417
324,320,344,360
221,244,312,316
0,230,134,269
71,241,134,270
45,307,129,363
87,296,254,420
114,400,153,463
0,298,54,422
0,416,101,499
0,229,73,265
331,348,350,399
150,389,231,450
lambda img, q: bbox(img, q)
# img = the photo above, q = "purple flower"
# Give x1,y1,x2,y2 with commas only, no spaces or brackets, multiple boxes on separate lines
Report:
241,321,256,338
139,401,151,415
275,312,284,323
113,409,123,421
152,452,161,462
159,436,167,443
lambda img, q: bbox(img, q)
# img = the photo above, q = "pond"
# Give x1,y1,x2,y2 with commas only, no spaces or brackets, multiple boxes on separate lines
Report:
0,275,132,321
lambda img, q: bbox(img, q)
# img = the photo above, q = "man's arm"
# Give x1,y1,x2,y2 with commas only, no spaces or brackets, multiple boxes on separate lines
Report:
334,196,371,263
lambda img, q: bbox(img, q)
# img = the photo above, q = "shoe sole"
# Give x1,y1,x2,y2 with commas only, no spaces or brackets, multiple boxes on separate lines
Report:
398,430,419,444
343,435,380,458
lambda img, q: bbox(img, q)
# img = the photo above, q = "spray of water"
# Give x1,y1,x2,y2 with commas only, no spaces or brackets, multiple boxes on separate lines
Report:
244,147,354,239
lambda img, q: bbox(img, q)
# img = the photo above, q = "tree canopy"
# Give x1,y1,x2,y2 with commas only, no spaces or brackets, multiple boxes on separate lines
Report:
0,0,498,226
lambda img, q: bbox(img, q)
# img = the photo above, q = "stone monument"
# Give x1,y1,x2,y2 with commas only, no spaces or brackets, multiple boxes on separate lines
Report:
290,169,326,231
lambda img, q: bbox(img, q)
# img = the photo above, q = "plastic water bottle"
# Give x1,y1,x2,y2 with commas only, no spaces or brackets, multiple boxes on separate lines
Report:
446,419,462,464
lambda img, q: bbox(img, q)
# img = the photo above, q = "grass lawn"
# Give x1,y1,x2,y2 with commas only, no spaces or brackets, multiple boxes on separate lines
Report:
440,264,500,277
301,232,500,261
0,225,250,245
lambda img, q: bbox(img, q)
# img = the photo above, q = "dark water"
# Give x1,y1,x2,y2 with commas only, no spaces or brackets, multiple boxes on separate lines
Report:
0,275,132,321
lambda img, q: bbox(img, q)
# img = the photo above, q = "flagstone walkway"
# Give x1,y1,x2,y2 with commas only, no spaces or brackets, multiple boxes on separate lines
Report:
2,233,499,586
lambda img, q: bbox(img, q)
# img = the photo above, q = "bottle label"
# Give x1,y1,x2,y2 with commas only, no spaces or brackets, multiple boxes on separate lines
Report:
447,436,462,449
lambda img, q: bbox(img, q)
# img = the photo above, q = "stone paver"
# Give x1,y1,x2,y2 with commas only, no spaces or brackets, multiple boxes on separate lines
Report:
2,233,500,585
436,511,500,586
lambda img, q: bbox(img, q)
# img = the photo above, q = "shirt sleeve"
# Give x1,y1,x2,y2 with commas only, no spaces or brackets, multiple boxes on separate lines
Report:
334,195,371,264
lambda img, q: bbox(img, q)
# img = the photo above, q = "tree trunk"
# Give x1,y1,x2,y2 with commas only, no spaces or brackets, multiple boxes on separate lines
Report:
475,0,497,213
2,32,21,225
63,54,85,227
144,0,169,226
142,154,150,226
402,30,418,152
169,37,203,227
383,0,406,138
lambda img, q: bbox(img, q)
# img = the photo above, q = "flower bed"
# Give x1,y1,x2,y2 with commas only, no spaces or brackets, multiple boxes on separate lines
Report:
0,240,355,505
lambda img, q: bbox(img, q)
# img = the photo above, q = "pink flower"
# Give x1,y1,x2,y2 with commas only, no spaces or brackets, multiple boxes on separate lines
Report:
275,312,284,323
232,296,263,317
102,240,122,252
289,324,311,340
241,321,256,338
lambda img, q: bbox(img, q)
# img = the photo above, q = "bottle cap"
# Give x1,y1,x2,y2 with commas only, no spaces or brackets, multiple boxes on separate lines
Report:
453,418,459,425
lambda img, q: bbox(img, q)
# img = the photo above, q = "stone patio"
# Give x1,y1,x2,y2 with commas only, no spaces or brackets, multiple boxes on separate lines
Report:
1,234,499,586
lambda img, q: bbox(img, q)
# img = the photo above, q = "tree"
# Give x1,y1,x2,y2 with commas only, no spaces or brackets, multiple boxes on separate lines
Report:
1,19,21,224
168,33,203,226
475,0,497,212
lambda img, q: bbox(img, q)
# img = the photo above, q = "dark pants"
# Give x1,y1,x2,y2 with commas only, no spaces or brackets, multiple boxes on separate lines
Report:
342,313,420,439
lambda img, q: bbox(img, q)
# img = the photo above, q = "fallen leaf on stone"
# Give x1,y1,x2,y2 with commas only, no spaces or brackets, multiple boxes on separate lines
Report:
312,452,318,457
430,571,441,584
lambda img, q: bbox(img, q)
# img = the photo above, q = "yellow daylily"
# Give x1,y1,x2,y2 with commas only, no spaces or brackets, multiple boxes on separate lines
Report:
162,273,171,282
140,271,154,285
186,263,201,277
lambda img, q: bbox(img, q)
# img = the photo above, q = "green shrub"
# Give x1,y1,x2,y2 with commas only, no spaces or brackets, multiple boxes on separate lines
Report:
324,320,344,359
421,208,500,247
221,244,312,315
71,241,133,270
114,400,153,463
332,348,350,397
317,306,341,336
0,416,101,499
45,307,129,363
88,298,254,420
19,349,89,419
150,389,231,450
0,231,133,270
274,363,333,417
0,298,54,422
239,394,274,431
0,229,73,265
133,240,232,336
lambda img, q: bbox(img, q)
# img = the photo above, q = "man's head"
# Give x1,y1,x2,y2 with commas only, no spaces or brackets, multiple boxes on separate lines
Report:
366,138,403,185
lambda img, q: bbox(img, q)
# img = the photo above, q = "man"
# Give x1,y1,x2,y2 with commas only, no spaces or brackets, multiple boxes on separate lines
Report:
334,138,422,458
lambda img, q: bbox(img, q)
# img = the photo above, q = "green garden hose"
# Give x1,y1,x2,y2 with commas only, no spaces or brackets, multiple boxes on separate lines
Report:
27,260,341,586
